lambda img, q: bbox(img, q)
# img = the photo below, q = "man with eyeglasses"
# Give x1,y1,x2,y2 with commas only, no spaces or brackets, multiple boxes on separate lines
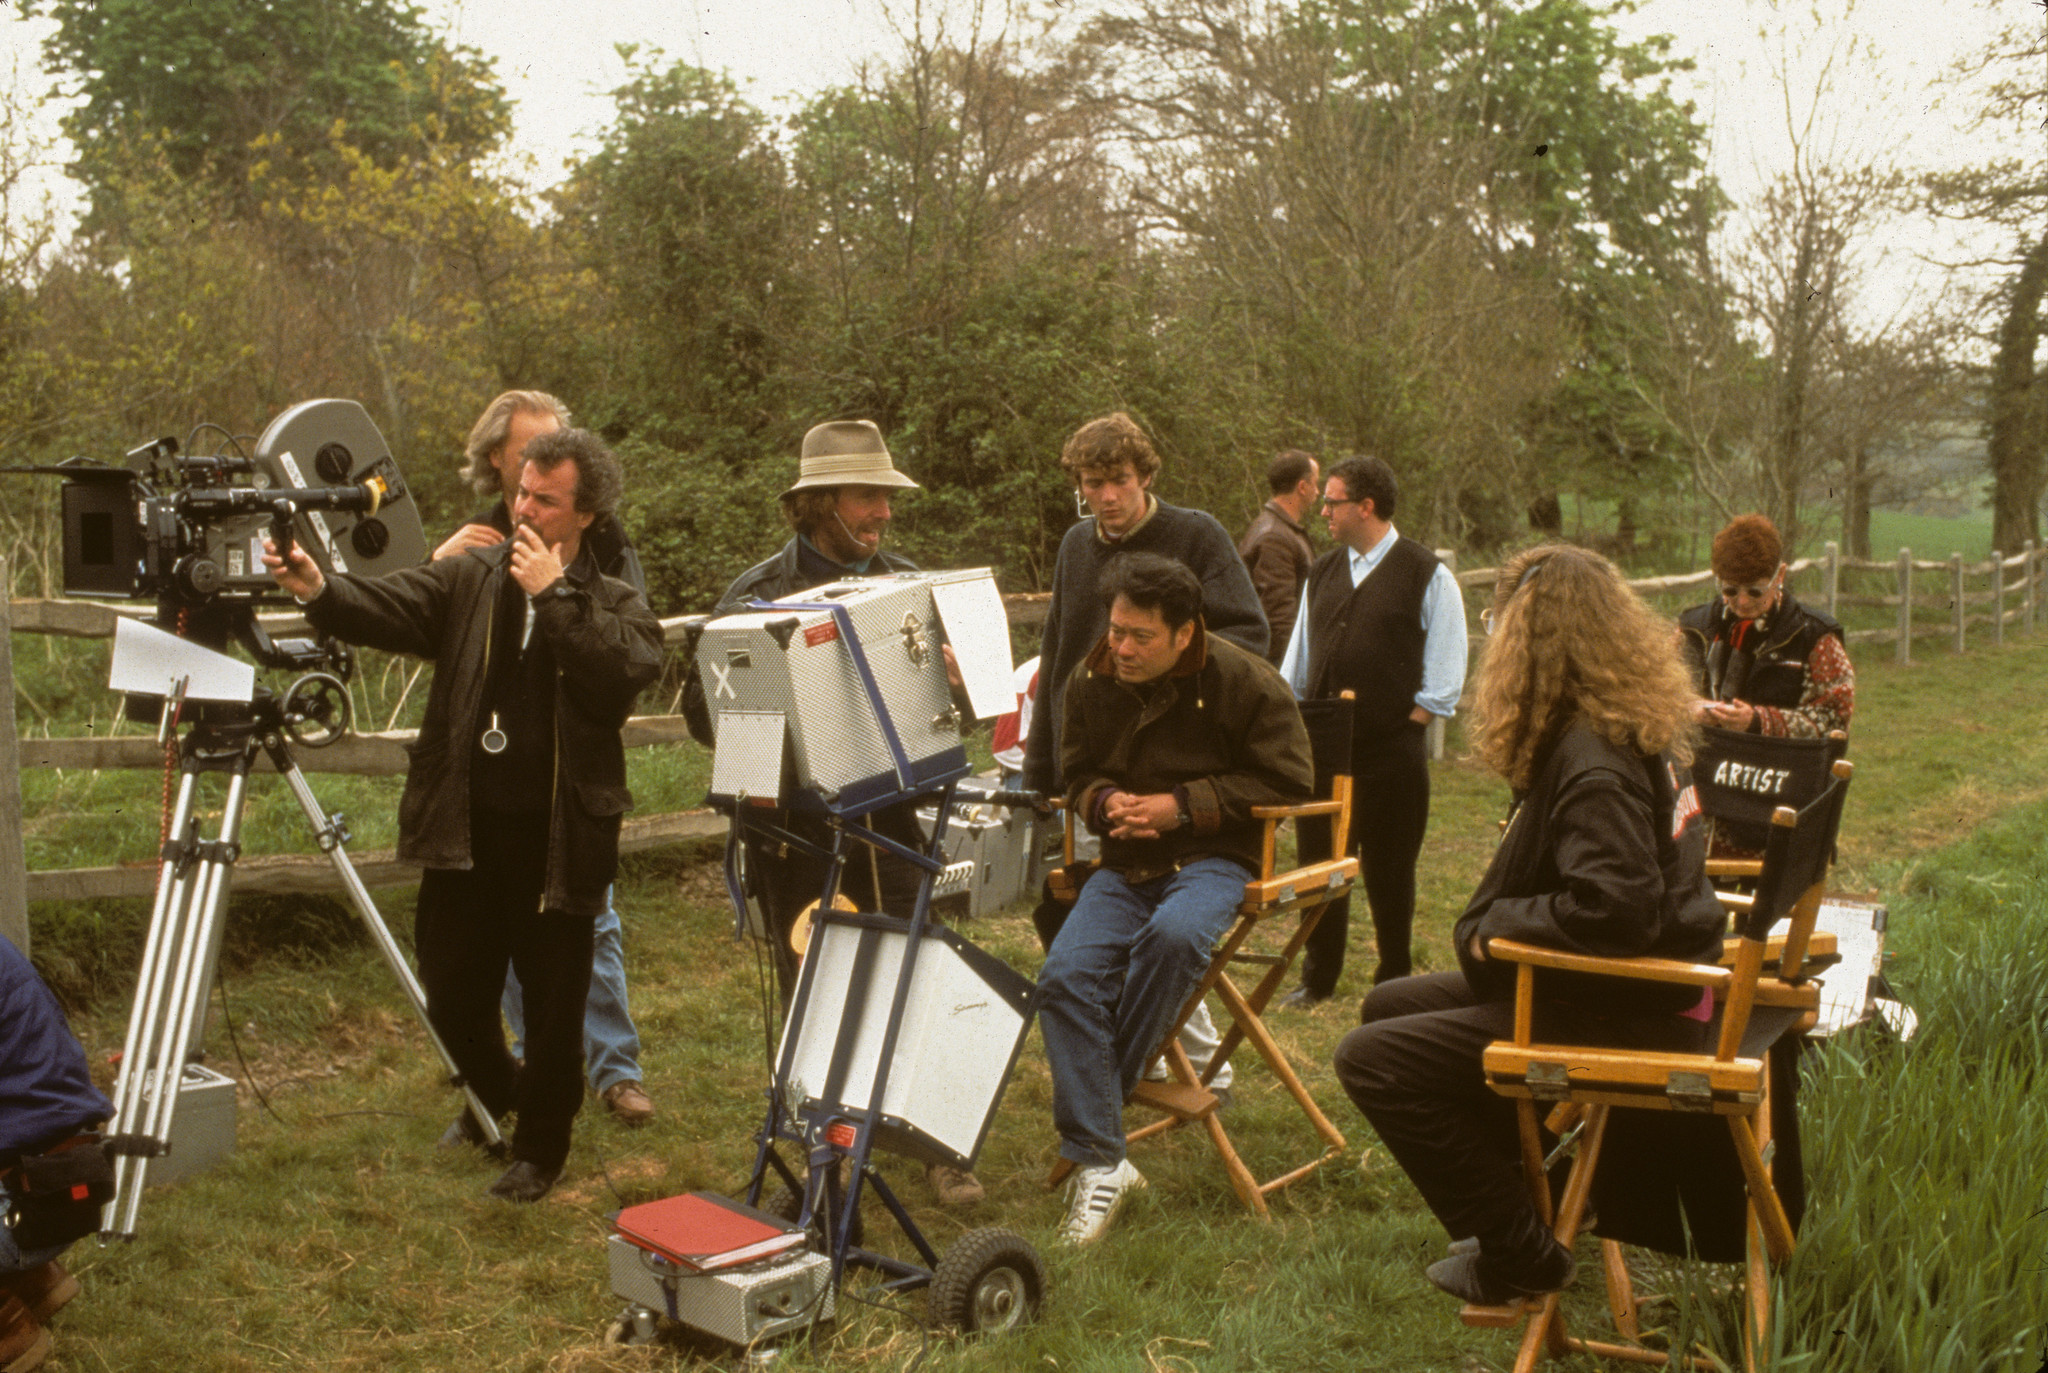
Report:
1275,454,1467,1004
1677,513,1853,738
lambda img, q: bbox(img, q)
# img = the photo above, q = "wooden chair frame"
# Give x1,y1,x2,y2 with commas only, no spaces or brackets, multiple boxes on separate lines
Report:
1044,693,1357,1217
1469,759,1852,1372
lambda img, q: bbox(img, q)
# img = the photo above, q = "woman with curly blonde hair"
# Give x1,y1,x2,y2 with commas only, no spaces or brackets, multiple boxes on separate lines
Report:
1332,543,1727,1309
1469,544,1701,789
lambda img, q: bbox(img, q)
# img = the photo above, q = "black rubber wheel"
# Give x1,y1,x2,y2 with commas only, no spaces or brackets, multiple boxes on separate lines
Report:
929,1227,1045,1334
765,1175,864,1250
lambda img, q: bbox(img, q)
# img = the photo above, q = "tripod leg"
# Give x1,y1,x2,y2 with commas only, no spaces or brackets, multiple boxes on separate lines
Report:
102,773,201,1236
113,767,251,1238
265,744,505,1151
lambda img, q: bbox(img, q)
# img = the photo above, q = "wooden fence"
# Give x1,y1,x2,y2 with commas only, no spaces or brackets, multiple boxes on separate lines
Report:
2,545,2039,951
0,589,1054,952
1448,541,2048,665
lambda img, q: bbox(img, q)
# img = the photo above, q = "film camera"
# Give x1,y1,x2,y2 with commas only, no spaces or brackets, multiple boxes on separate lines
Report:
49,398,426,610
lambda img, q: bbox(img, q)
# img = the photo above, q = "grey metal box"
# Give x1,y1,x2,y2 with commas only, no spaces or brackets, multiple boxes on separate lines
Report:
607,1235,834,1344
699,571,995,808
919,796,1035,918
148,1063,236,1187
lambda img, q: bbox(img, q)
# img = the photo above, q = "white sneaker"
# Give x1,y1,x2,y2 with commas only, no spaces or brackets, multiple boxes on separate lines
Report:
1058,1158,1146,1246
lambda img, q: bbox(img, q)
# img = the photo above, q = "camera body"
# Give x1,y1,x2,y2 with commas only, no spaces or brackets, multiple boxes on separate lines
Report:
59,398,426,603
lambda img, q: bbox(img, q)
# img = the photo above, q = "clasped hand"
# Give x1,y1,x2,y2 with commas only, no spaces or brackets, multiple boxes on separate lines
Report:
1103,790,1181,840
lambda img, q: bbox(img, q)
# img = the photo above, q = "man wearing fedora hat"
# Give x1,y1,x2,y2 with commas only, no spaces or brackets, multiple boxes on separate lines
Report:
692,419,986,1207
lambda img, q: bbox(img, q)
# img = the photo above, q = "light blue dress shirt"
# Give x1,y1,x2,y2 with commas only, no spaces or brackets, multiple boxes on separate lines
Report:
1277,525,1469,715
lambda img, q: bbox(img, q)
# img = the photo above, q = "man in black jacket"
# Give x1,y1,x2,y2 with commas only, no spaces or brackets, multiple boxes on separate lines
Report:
267,427,664,1203
435,391,657,1128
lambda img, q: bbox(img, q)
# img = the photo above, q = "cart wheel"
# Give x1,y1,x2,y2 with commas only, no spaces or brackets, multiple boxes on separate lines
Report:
766,1178,864,1250
603,1305,660,1346
930,1228,1045,1334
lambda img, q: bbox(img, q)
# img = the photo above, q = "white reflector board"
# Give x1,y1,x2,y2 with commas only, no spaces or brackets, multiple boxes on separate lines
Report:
776,912,1034,1169
109,618,255,703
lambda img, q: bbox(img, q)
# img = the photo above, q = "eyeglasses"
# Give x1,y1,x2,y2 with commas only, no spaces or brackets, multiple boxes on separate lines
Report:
1480,608,1496,637
1319,497,1358,512
1719,581,1775,602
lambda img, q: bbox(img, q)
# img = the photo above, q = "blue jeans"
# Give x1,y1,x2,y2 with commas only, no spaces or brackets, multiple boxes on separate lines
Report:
0,1177,72,1273
1037,858,1249,1167
503,886,643,1094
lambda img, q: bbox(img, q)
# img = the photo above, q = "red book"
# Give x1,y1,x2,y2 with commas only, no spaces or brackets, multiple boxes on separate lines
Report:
613,1192,807,1273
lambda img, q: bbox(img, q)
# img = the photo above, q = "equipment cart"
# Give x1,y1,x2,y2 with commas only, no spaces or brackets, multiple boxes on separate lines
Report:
607,572,1046,1353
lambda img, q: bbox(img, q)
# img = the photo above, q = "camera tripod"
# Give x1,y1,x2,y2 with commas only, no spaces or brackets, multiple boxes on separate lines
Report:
101,682,503,1240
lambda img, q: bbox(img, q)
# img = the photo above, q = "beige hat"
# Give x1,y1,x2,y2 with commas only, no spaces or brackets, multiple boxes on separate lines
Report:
782,420,921,496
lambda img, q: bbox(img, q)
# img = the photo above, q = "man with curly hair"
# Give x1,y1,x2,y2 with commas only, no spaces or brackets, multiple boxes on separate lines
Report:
1678,513,1854,739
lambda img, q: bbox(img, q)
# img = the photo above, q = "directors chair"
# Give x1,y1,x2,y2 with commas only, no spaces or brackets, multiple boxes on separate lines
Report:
1471,758,1852,1372
1691,727,1847,879
1044,693,1356,1218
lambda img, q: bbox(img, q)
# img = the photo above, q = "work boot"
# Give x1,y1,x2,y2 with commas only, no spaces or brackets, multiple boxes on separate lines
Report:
1426,1232,1577,1305
487,1159,561,1203
0,1263,78,1323
924,1162,985,1207
0,1293,50,1373
601,1080,655,1125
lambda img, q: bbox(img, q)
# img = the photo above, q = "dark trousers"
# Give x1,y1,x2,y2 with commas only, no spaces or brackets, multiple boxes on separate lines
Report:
1298,722,1430,996
746,800,928,1009
1333,972,1706,1248
416,809,595,1172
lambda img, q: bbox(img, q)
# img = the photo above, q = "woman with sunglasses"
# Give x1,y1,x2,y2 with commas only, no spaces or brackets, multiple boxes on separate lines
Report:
1332,543,1726,1306
1678,514,1853,738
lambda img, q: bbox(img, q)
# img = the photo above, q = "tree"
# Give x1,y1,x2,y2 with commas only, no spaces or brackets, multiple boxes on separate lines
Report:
1078,0,1719,548
28,0,509,228
1924,4,2048,552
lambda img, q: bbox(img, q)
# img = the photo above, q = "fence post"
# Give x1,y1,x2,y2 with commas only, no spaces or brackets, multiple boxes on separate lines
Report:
1429,547,1454,762
1952,552,1967,654
0,563,27,956
1993,548,2005,646
1896,548,1912,665
2030,540,2040,633
1824,541,1839,620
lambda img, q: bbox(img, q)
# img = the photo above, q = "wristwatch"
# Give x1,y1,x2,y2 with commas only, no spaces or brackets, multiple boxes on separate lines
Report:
1174,795,1193,829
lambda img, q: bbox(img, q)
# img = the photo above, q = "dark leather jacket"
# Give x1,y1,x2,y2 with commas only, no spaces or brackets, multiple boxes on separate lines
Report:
1678,591,1842,711
1454,723,1724,1014
307,541,664,915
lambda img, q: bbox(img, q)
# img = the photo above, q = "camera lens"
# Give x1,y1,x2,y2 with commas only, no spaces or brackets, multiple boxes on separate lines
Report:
351,519,390,558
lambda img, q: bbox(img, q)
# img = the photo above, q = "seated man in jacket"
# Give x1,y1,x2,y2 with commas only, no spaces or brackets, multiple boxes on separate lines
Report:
1037,553,1313,1246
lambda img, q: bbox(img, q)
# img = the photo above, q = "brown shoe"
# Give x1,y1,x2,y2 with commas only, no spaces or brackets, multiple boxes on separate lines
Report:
925,1162,985,1207
0,1293,50,1373
0,1264,78,1323
602,1080,655,1125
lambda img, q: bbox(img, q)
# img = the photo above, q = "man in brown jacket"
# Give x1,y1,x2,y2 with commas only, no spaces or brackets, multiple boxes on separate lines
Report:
1037,553,1313,1246
1237,450,1318,665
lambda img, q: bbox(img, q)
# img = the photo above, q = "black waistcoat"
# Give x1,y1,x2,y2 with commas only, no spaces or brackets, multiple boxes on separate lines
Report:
1678,591,1842,708
1304,535,1438,737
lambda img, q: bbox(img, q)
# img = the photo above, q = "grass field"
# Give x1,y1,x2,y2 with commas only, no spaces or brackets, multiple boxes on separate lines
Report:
16,628,2048,1372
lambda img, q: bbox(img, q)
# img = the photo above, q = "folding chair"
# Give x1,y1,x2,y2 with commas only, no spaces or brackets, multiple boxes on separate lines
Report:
1692,727,1847,881
1044,693,1357,1218
1470,758,1853,1372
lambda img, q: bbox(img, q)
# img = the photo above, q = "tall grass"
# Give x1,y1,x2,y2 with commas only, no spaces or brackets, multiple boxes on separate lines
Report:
1775,805,2048,1372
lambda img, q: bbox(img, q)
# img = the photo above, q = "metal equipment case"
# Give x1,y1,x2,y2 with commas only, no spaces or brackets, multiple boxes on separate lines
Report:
697,570,998,810
606,1237,834,1346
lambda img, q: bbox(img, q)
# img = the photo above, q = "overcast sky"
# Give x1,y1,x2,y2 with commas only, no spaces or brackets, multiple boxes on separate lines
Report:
1,0,2032,322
